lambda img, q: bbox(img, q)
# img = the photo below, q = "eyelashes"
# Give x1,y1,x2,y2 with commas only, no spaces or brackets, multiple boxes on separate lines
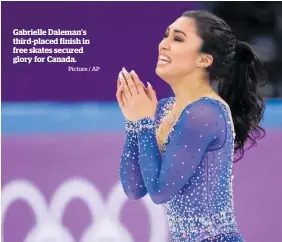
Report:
163,34,183,42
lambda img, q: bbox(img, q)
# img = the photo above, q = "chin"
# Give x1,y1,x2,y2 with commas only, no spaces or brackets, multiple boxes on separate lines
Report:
155,65,173,82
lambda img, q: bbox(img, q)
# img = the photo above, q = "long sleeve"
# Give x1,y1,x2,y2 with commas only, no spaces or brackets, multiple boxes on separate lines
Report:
119,119,147,200
119,98,169,200
137,99,227,204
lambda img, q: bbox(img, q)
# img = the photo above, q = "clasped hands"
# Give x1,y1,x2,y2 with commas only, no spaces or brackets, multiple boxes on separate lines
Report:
116,67,158,122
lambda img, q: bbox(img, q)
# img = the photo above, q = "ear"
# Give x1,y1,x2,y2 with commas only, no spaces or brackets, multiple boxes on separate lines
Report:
197,53,213,68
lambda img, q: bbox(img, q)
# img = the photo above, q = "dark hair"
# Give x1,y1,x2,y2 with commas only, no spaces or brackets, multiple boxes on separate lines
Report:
182,10,266,163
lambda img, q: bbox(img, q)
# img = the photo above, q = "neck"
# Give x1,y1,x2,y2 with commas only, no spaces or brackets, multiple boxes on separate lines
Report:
169,69,215,112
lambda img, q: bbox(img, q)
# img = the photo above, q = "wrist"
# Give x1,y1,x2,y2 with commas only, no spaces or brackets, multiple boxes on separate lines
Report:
125,119,139,135
125,116,156,134
136,116,156,136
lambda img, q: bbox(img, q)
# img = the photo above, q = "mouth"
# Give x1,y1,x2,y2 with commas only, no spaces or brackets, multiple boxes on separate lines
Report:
157,54,172,65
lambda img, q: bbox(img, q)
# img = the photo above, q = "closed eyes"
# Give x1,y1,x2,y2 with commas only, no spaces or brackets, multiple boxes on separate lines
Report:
163,33,183,42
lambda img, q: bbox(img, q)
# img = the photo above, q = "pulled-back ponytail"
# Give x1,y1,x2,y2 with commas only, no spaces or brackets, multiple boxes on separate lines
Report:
183,10,267,162
218,41,266,161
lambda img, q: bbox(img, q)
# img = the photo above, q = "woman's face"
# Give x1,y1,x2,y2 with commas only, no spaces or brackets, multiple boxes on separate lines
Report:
155,17,204,81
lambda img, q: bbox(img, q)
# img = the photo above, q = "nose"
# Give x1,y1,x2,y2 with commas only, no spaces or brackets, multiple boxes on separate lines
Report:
159,38,171,52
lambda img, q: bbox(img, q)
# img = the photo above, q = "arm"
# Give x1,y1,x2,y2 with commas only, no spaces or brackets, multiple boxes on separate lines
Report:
119,98,168,200
119,119,147,200
137,100,226,204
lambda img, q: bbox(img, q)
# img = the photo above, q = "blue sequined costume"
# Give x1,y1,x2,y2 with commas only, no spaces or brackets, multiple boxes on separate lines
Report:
119,96,245,242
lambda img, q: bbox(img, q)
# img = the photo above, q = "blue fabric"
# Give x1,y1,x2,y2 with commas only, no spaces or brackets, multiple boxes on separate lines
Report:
119,96,245,241
201,232,244,241
119,97,168,199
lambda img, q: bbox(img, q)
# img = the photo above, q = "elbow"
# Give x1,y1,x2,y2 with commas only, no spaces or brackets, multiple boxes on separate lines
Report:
151,198,164,205
128,192,147,201
150,193,172,205
151,197,167,205
124,187,147,201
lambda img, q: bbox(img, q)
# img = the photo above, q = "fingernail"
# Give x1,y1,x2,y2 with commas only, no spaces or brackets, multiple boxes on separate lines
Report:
122,67,127,73
119,72,124,80
147,82,152,88
131,70,135,74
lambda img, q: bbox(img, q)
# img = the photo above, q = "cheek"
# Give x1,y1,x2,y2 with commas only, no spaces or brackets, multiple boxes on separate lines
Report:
174,49,198,71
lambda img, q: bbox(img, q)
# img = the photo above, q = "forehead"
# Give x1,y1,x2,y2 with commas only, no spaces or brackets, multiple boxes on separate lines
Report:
168,17,198,35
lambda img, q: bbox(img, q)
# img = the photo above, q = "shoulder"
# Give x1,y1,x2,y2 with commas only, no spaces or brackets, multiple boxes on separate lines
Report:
184,97,225,118
178,97,227,133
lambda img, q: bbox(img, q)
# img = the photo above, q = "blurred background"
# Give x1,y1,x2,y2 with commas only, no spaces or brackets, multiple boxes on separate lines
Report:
2,2,282,242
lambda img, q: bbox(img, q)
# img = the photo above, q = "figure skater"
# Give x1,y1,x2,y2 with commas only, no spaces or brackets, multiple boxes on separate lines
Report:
117,10,265,242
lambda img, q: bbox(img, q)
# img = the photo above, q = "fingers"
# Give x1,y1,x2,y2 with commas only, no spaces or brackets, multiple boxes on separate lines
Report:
116,73,127,105
121,91,127,105
130,70,145,95
117,67,149,103
120,74,128,105
116,82,125,108
117,76,121,90
119,72,132,102
121,67,138,96
130,70,146,95
144,88,150,99
146,81,158,103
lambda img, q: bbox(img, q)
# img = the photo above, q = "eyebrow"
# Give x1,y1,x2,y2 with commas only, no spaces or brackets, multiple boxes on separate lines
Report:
166,27,187,37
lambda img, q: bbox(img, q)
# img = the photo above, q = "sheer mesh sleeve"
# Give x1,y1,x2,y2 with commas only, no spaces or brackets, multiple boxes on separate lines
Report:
119,120,147,200
137,99,227,204
119,98,168,200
